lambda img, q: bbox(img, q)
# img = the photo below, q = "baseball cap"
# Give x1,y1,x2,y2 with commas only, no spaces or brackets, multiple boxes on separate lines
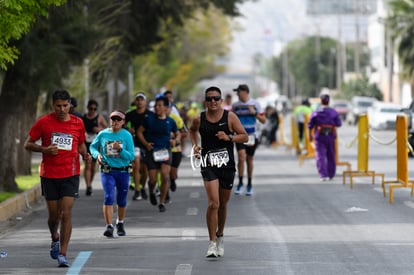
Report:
135,92,147,100
233,84,249,93
110,111,125,120
70,97,78,108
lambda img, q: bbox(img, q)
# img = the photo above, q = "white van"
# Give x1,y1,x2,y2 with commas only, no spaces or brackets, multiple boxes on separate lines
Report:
346,96,378,125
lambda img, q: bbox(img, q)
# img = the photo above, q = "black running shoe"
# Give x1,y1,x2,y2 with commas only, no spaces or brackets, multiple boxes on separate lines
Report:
165,192,170,204
170,179,177,192
116,223,126,236
150,193,157,205
132,191,142,201
158,204,166,212
141,188,148,200
103,225,114,238
86,186,92,196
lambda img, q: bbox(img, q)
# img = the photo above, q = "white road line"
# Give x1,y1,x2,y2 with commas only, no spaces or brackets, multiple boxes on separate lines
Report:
175,264,192,275
186,207,198,216
182,230,196,240
404,201,414,208
189,192,200,199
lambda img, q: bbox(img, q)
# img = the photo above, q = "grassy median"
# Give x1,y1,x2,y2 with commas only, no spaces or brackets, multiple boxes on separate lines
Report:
0,165,40,203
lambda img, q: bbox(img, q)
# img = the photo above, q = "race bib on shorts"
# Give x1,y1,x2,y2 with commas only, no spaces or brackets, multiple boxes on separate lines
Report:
207,148,229,167
51,132,73,151
134,147,141,157
153,149,169,162
86,133,97,143
105,141,123,157
244,134,256,146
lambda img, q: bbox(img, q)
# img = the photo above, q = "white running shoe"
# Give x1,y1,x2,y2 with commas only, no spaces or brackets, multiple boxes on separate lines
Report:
206,241,217,258
216,236,224,257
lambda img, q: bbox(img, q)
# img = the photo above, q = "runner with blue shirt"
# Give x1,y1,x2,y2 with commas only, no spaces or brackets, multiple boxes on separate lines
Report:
137,95,179,212
232,84,266,196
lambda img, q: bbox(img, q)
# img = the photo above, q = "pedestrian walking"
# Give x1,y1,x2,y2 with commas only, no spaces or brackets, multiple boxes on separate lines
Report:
293,98,312,143
24,89,91,267
89,110,135,237
307,94,342,181
189,86,247,258
232,84,266,196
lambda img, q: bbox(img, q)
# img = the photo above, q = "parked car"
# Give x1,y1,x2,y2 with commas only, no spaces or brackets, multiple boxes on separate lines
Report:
367,101,404,130
331,100,351,121
347,96,378,125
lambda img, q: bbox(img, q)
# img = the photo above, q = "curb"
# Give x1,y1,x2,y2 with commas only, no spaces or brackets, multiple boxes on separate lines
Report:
0,183,42,222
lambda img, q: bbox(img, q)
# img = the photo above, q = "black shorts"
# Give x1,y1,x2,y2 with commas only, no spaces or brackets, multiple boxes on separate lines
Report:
170,152,182,168
235,138,259,156
85,142,97,161
201,168,235,190
144,150,172,170
41,175,80,200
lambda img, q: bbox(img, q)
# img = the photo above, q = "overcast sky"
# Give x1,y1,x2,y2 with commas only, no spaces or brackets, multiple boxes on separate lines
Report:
227,0,374,73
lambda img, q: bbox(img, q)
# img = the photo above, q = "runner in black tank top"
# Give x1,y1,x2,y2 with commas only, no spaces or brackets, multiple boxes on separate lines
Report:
199,110,235,171
189,86,248,258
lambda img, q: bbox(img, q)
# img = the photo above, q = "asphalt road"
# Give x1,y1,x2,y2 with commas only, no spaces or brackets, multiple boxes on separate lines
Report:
2,121,414,275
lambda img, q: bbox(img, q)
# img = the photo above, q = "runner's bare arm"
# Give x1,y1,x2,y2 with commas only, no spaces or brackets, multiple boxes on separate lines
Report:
228,112,248,143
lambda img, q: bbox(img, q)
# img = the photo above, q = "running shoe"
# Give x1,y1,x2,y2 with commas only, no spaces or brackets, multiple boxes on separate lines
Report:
165,192,171,204
150,192,157,205
245,185,253,196
132,190,142,201
216,236,224,257
85,186,92,196
320,177,329,182
57,253,70,267
50,239,60,260
206,241,218,258
103,225,114,238
141,188,148,200
116,223,126,236
234,183,243,195
158,204,166,212
170,179,177,192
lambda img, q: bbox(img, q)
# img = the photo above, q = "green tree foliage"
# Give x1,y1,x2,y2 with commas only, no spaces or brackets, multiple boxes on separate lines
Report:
0,0,66,69
133,6,232,99
339,75,383,100
387,0,414,96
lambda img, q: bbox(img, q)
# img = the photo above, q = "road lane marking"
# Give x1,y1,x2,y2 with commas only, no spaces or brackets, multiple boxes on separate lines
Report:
175,264,192,275
186,207,198,215
66,251,92,275
404,201,414,208
189,192,200,199
182,230,196,240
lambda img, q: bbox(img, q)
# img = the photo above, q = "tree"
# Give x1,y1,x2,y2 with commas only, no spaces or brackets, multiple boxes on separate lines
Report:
387,0,414,97
0,0,67,70
339,75,383,101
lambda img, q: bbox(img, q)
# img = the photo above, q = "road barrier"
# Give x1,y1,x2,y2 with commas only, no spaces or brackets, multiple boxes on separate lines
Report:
342,114,384,188
298,114,315,166
381,115,414,203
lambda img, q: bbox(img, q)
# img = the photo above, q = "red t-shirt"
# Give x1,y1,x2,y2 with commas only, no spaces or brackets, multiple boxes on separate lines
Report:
28,113,86,178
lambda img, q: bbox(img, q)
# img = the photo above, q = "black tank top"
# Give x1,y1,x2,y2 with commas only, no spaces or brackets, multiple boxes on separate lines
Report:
199,110,235,169
82,114,99,134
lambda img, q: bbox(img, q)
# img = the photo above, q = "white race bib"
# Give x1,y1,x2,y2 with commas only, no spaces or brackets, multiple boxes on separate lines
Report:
51,132,73,151
105,141,123,157
134,147,141,157
208,148,229,167
86,133,97,143
244,134,256,146
153,149,169,162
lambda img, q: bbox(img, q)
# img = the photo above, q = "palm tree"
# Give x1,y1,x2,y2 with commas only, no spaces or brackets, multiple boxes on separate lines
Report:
387,0,414,97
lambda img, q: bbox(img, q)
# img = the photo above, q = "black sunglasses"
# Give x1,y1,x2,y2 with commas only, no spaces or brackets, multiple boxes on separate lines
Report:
205,96,221,102
111,117,123,122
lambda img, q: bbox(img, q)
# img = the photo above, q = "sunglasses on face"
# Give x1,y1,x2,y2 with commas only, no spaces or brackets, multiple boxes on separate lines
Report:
205,96,221,102
111,117,123,122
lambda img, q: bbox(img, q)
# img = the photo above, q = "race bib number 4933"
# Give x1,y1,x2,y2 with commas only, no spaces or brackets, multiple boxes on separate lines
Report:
51,132,73,151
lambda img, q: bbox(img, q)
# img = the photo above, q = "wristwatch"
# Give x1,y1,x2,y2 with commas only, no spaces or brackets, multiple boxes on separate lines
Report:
228,134,233,142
